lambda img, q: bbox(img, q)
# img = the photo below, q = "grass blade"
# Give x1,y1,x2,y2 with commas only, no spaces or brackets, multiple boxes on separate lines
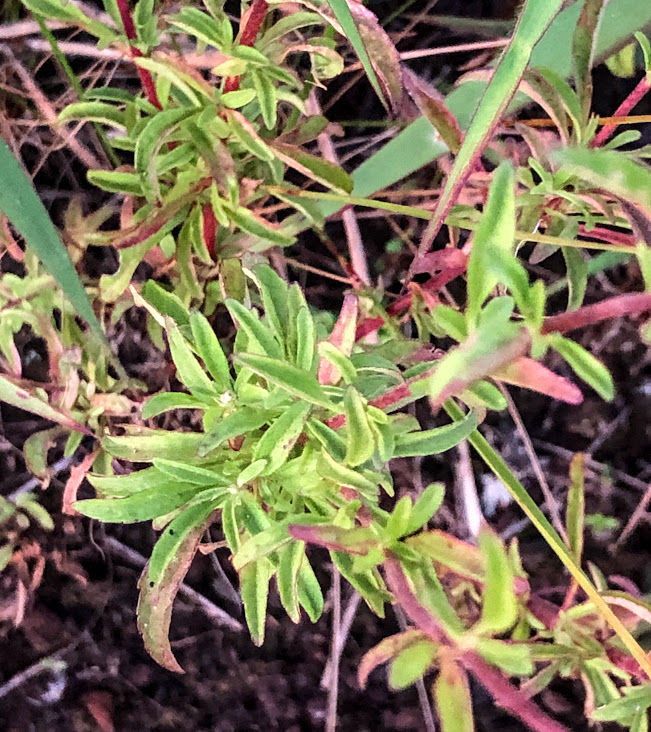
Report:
0,138,107,344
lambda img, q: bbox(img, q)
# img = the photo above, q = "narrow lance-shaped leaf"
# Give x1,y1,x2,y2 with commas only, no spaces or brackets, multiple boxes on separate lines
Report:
572,0,607,124
343,386,375,467
137,500,218,672
0,374,91,435
240,558,272,646
567,453,585,563
434,656,475,732
235,352,336,410
0,139,107,345
551,335,614,401
473,527,518,636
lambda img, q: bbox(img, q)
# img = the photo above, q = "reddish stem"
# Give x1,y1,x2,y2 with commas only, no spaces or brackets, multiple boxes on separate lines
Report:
541,292,651,335
202,204,218,260
591,73,651,148
115,0,162,110
384,554,570,732
224,0,269,93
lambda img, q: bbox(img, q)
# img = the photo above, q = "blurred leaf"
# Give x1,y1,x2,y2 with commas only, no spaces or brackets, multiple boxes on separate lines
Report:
297,559,324,621
167,319,217,397
23,428,59,479
137,499,218,672
554,147,651,218
343,386,375,466
141,392,205,419
592,685,651,722
551,335,614,401
572,0,607,123
226,109,275,161
403,68,462,154
473,528,518,635
240,558,272,645
0,374,90,434
75,484,200,523
153,459,228,487
466,162,517,323
494,358,583,405
358,629,427,687
404,483,445,536
141,281,190,326
103,430,204,462
58,101,126,130
475,638,533,675
406,530,485,583
393,411,478,458
253,401,311,474
388,640,436,690
318,294,358,384
0,139,107,345
235,353,336,409
434,656,474,732
273,143,354,194
198,407,269,457
567,453,586,562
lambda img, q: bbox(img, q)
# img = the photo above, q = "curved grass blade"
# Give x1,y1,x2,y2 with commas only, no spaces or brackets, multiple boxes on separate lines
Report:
0,139,107,345
409,0,566,278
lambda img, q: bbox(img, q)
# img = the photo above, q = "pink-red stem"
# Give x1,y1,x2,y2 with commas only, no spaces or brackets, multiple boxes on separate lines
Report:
224,0,269,93
116,0,162,110
591,73,651,148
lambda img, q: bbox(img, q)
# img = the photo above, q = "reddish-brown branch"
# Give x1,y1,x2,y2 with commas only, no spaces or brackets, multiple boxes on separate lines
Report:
591,73,651,148
202,204,218,260
115,0,162,110
383,554,570,732
224,0,269,93
541,293,651,335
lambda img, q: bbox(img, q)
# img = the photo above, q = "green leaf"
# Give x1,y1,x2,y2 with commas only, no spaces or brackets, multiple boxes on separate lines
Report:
102,430,204,462
591,685,651,722
317,449,381,499
0,375,90,435
15,493,54,531
88,466,167,498
167,319,217,397
189,312,233,391
277,541,304,622
562,246,588,311
197,407,269,457
385,496,413,541
253,401,311,474
404,483,445,536
388,640,436,690
86,170,145,195
23,428,59,479
233,523,293,571
343,386,375,467
572,0,607,123
305,419,346,462
141,281,190,326
393,411,478,458
297,559,324,622
473,527,518,635
234,353,336,410
153,459,229,487
295,307,317,371
466,161,517,324
434,658,474,732
553,147,651,217
225,204,296,247
58,101,126,130
226,299,284,359
226,109,275,161
222,89,257,108
240,558,272,645
318,342,357,385
250,265,289,339
552,335,614,401
272,144,354,194
134,107,197,200
137,498,218,672
75,484,199,523
142,392,205,419
567,453,585,562
475,637,534,675
251,69,277,129
0,139,107,344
